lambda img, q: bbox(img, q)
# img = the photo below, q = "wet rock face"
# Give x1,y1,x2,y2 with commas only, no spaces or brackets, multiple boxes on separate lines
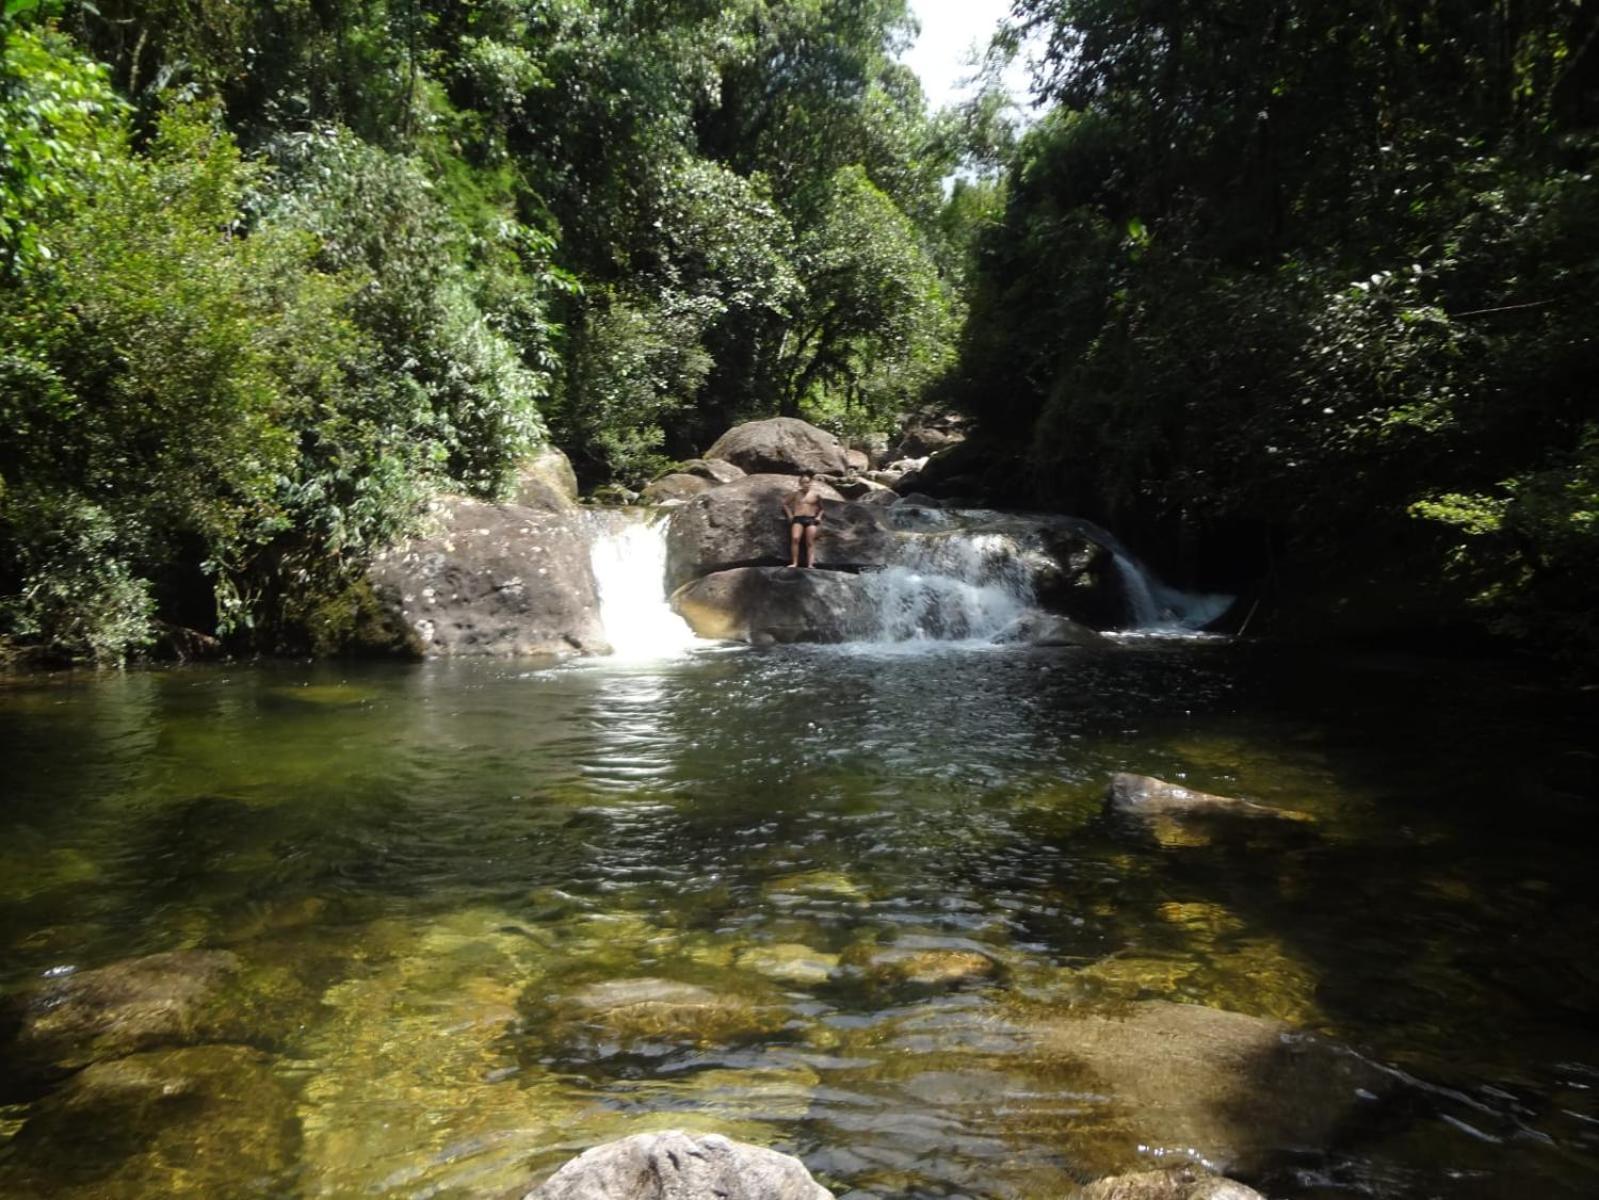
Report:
671,568,877,644
1107,774,1314,824
663,475,889,592
1073,1165,1266,1200
705,417,849,477
3,950,245,1080
369,496,609,658
0,1045,299,1200
525,1130,834,1200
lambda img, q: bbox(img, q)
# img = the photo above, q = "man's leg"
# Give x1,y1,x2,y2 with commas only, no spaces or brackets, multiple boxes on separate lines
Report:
788,521,802,568
804,522,819,568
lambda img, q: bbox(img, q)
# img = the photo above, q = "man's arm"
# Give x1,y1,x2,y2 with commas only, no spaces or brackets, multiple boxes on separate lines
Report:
782,490,796,518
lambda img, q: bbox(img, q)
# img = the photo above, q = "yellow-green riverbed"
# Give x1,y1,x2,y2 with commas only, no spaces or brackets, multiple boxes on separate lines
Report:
1,642,1596,1198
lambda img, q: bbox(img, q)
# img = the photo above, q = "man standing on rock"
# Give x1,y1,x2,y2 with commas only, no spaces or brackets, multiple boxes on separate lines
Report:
783,471,826,568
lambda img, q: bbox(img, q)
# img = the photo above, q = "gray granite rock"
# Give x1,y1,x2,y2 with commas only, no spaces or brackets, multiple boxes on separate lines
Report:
524,1130,833,1200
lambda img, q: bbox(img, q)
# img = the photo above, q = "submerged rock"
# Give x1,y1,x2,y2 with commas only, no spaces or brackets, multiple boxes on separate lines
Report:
671,567,876,644
1107,774,1314,824
0,1045,298,1199
1073,1165,1266,1200
994,612,1109,648
705,417,849,477
4,950,246,1079
524,1130,834,1200
556,977,785,1048
1025,999,1390,1175
369,496,609,658
663,475,888,592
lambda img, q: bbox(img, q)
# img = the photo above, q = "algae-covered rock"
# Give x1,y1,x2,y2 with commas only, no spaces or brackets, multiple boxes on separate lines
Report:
736,943,840,986
1025,999,1389,1175
4,949,247,1079
1074,1165,1266,1200
0,1045,298,1200
846,943,999,991
296,907,570,1199
550,977,787,1050
524,1129,834,1200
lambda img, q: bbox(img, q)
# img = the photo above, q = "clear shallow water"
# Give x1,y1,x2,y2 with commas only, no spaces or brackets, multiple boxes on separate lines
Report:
0,642,1596,1199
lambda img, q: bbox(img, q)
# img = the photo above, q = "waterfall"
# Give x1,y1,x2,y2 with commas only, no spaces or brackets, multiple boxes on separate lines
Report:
861,529,1037,643
587,510,702,659
1062,518,1235,633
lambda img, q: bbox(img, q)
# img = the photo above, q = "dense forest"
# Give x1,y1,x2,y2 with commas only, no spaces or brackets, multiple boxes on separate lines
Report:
2,0,1596,665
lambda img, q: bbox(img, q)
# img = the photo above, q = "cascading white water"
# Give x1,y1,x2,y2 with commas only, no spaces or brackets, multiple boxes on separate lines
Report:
862,529,1036,643
587,511,703,659
1064,518,1235,632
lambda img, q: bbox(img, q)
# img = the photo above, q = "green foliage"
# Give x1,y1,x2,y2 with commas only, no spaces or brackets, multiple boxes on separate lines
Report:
960,0,1599,655
0,27,123,276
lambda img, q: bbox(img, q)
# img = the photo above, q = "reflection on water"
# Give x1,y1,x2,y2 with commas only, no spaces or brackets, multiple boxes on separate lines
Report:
0,644,1596,1199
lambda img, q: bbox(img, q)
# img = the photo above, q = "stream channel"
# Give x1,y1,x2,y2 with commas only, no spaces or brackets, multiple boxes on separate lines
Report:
1,522,1596,1199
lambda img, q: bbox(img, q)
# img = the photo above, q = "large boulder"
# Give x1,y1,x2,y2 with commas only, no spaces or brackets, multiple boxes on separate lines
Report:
663,475,891,592
672,567,878,644
3,950,246,1082
1107,774,1313,824
511,445,580,511
525,1130,834,1200
892,423,965,461
705,418,849,476
641,473,712,505
369,496,609,658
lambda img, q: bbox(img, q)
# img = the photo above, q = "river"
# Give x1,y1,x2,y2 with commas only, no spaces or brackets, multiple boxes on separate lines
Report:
1,636,1596,1199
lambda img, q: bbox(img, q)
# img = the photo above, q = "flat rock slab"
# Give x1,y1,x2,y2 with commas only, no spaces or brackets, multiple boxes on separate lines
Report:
370,496,609,658
1108,774,1314,824
671,567,877,644
525,1130,834,1200
705,417,849,476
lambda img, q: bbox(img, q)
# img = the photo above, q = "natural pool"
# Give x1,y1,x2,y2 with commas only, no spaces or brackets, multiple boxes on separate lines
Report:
1,641,1596,1199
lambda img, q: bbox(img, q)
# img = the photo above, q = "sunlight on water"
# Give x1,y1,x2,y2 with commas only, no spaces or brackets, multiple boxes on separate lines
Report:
0,648,1595,1200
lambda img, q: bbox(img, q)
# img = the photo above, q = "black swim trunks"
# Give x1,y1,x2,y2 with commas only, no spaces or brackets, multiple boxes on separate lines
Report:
789,515,818,528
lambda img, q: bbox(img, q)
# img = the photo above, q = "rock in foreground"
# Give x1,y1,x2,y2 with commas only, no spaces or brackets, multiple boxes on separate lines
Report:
671,568,876,644
369,497,609,658
525,1130,834,1200
1073,1165,1266,1200
1108,774,1313,823
705,417,849,476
